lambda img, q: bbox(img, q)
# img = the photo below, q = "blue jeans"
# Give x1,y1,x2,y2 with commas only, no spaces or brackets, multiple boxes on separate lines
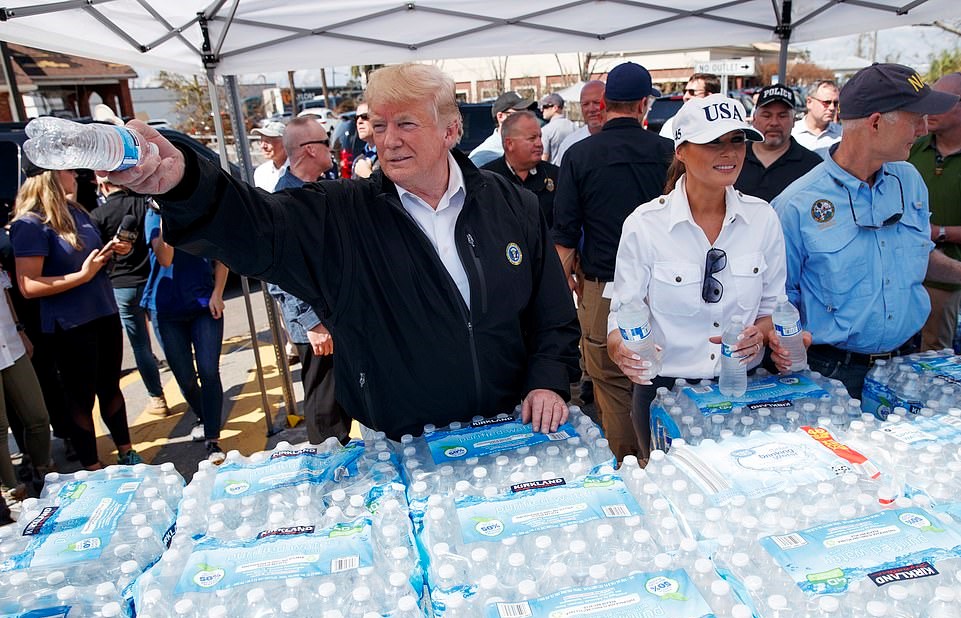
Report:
157,310,225,441
114,285,164,398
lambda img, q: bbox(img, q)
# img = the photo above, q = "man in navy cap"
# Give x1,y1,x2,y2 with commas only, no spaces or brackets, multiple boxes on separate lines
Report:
552,61,674,462
773,63,961,398
736,84,822,203
469,91,536,168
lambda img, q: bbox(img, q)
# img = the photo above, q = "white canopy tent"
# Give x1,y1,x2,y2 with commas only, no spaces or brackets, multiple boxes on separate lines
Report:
0,0,952,76
0,0,949,429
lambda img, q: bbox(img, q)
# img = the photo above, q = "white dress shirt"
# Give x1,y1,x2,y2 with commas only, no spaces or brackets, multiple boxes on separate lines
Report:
395,152,470,305
791,120,842,152
607,175,787,379
253,160,289,192
0,270,25,370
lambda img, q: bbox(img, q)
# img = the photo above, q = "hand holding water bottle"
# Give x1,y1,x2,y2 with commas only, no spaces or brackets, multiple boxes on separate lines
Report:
769,294,812,373
105,120,186,194
608,305,662,385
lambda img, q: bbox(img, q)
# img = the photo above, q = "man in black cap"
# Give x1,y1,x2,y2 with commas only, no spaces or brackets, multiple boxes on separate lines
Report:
735,85,823,203
469,91,535,167
552,61,673,462
773,63,961,398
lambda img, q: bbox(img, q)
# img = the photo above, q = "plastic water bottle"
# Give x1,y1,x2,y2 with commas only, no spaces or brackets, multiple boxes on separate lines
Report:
618,305,661,379
24,116,154,172
772,295,807,371
719,315,747,397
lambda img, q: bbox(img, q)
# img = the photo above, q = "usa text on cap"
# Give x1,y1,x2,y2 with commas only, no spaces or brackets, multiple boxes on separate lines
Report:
672,94,763,147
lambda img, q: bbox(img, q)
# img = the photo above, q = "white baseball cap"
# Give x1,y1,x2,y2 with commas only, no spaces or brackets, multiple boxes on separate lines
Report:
672,94,762,148
252,121,286,138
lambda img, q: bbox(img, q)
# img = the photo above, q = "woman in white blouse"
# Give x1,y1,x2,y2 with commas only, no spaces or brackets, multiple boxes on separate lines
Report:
607,94,795,454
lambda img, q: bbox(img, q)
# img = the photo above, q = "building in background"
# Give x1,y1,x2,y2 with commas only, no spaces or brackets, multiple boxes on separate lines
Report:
0,44,136,121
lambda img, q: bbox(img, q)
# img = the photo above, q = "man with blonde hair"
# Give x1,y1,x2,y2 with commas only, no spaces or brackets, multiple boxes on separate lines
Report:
107,63,580,440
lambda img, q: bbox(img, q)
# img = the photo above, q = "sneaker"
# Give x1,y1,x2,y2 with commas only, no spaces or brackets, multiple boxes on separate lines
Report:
147,395,172,416
205,441,225,465
190,422,205,442
117,449,144,465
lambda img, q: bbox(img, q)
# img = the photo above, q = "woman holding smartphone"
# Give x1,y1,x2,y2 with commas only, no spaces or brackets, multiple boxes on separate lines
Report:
607,95,792,455
10,162,142,470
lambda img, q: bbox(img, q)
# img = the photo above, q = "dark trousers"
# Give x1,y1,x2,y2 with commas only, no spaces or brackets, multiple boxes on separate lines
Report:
158,311,224,441
807,348,872,400
52,314,130,467
631,376,681,458
296,343,350,444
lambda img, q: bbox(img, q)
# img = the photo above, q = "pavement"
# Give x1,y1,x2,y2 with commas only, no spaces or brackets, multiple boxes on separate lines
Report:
7,280,332,490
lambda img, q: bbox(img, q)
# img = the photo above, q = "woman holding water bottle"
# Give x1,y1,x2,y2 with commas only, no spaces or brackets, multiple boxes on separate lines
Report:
607,94,804,456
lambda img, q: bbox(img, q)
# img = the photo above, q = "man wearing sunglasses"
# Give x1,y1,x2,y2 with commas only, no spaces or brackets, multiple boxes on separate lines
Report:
265,116,352,445
793,80,843,152
658,72,721,140
774,63,960,399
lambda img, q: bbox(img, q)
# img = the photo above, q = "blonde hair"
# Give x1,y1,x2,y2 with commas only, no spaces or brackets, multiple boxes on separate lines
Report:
365,63,463,141
13,171,83,250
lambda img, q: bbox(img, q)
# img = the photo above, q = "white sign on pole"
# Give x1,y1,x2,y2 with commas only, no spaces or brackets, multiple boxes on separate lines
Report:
694,58,756,76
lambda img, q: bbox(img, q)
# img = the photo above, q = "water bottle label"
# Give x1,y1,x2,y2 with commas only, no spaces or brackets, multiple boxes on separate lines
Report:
114,126,142,171
721,342,735,358
423,417,580,464
759,507,961,596
3,478,142,570
483,570,713,618
210,443,373,500
454,474,641,544
680,374,828,415
174,519,376,594
775,320,801,337
618,322,651,342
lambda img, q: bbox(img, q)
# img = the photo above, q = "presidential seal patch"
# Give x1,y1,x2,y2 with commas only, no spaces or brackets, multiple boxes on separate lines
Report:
506,242,523,266
811,199,835,223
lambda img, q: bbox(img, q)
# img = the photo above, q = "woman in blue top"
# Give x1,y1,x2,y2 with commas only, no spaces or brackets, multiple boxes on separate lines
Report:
142,204,228,463
10,165,142,470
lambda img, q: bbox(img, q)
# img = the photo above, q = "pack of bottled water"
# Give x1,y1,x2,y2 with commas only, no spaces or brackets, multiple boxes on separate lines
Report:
649,413,961,617
399,406,614,509
863,349,961,419
132,438,427,617
0,463,184,617
650,369,862,451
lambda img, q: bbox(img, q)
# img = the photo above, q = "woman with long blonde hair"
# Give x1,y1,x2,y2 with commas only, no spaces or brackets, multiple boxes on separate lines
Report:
11,163,142,470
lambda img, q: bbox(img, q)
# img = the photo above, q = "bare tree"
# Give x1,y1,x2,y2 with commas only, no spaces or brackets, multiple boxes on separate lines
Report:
489,56,510,94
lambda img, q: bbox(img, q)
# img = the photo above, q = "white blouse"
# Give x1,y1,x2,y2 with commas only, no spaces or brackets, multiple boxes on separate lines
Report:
607,175,787,379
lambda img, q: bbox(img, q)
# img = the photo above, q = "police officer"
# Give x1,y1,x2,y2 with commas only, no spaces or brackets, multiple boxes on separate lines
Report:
773,63,961,398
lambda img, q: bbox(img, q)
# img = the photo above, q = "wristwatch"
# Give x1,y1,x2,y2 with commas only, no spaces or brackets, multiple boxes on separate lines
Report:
937,226,947,243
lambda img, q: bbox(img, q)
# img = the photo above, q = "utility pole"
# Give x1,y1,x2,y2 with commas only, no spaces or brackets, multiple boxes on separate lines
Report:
319,68,331,109
287,70,298,115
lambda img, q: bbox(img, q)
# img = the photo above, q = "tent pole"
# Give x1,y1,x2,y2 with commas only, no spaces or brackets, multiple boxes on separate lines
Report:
776,0,792,84
206,69,279,437
223,73,299,426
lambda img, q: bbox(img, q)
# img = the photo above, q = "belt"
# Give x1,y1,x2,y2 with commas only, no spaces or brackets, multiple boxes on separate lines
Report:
582,274,611,283
809,342,914,367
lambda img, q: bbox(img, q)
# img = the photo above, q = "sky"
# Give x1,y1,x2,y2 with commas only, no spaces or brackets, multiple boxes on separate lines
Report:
130,24,960,89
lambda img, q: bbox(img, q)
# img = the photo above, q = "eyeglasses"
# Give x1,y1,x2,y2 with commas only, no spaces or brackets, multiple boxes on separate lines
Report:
356,113,369,121
299,139,329,148
685,89,707,97
837,172,904,230
541,104,555,109
811,97,839,107
702,248,727,303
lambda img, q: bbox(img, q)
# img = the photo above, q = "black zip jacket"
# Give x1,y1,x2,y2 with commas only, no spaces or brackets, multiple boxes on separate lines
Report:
158,147,581,439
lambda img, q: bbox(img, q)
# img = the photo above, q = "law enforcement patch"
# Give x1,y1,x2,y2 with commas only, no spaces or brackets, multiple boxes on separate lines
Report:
811,199,835,223
506,242,523,266
545,177,555,192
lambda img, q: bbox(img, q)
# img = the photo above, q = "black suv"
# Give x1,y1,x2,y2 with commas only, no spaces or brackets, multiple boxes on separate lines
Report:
645,95,684,135
457,102,495,154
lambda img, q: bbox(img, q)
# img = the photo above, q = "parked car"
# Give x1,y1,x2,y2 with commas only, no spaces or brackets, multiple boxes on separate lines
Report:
457,102,495,154
644,95,684,134
298,101,338,135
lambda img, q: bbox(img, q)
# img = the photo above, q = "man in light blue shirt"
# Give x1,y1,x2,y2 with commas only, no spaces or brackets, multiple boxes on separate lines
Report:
774,63,960,398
